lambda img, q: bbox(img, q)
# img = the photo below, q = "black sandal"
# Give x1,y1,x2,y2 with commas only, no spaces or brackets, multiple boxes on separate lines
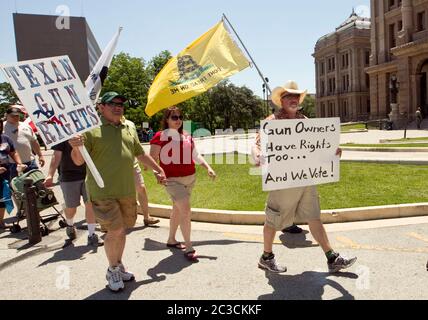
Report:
166,242,186,250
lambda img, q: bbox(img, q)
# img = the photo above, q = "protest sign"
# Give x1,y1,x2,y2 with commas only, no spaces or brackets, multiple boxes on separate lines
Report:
0,55,101,148
260,118,341,191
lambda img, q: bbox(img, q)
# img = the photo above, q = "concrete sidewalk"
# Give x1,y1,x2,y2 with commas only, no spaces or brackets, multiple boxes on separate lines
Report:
1,132,428,300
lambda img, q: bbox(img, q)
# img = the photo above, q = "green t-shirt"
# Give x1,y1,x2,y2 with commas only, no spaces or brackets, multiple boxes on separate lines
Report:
84,116,144,201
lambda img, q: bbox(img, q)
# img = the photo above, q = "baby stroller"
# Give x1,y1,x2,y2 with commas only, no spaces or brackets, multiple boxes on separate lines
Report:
9,169,66,236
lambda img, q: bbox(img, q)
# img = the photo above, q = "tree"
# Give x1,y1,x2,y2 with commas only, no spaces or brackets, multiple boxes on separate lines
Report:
145,51,173,131
101,52,152,127
301,95,316,118
0,82,19,116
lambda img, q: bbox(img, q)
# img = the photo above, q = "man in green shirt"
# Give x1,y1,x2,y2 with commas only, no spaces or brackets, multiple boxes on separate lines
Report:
69,92,166,292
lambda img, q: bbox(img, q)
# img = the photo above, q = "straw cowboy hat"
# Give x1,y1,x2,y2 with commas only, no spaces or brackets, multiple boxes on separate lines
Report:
271,80,308,107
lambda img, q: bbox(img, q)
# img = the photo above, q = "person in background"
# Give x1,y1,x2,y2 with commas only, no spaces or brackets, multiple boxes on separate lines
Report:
0,120,26,230
3,106,45,179
44,141,103,247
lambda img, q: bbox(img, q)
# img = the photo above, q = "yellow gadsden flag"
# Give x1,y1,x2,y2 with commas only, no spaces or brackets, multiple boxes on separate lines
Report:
145,21,250,116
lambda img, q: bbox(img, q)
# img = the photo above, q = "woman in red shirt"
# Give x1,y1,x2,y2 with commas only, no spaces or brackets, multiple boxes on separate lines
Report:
150,106,216,262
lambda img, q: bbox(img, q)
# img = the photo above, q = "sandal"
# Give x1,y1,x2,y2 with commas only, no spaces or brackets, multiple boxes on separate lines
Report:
144,218,160,226
166,242,186,250
184,250,198,262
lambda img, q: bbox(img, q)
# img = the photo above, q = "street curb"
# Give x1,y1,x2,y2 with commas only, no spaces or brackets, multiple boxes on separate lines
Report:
147,203,428,225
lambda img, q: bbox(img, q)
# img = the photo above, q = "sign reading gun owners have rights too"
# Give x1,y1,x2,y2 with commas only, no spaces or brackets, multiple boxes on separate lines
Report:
0,55,101,148
260,118,341,192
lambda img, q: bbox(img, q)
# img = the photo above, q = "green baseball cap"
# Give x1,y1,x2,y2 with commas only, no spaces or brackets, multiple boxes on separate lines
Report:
101,92,127,104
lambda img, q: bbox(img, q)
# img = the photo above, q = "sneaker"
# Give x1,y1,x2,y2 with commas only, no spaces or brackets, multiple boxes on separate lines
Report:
258,256,287,273
106,267,125,292
66,225,77,240
328,254,357,273
87,234,104,247
118,263,135,282
282,224,303,234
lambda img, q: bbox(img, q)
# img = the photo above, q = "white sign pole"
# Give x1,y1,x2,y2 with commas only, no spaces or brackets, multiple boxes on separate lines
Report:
78,146,104,188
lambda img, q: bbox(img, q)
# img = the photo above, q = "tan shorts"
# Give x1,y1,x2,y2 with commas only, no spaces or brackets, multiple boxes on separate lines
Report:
165,175,196,202
92,197,137,231
265,186,321,231
134,166,145,186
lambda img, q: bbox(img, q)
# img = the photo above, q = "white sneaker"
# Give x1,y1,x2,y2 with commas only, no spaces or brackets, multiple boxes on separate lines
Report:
118,263,135,282
106,267,125,292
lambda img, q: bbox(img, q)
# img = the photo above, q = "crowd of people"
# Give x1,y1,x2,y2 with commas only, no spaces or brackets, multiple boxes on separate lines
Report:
1,84,360,292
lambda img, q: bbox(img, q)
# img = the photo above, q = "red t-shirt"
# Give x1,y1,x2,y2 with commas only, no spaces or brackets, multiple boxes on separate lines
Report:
150,130,196,178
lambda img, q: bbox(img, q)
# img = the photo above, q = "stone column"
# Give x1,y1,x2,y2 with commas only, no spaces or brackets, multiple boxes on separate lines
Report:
400,0,414,44
370,0,378,66
369,74,379,119
352,48,361,92
377,0,387,64
378,73,389,118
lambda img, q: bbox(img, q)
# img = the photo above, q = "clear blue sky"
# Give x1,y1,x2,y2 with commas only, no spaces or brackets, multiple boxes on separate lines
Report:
0,0,370,97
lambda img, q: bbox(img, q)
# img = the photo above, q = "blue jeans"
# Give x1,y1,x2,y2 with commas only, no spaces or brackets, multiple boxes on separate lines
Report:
10,160,39,180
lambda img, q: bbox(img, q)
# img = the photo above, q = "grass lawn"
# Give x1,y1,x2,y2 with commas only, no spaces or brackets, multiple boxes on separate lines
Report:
142,155,428,211
341,123,366,132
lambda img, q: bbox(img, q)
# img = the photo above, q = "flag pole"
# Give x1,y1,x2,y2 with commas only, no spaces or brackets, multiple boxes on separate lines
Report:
222,13,272,95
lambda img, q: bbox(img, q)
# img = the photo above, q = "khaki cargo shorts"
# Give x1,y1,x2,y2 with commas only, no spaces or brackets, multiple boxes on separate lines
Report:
265,186,321,231
165,174,196,202
92,197,137,231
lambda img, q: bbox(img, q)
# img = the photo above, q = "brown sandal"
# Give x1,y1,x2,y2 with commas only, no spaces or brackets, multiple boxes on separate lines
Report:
144,218,160,226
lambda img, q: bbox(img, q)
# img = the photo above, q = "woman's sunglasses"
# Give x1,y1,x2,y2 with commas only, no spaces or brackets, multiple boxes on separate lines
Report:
170,115,183,121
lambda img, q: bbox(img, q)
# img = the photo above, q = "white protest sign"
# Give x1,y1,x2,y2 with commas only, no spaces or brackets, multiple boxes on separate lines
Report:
260,118,341,191
1,56,105,188
0,55,101,148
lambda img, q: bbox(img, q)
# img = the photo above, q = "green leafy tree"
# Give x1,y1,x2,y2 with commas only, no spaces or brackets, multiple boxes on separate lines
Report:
0,82,19,116
102,52,151,127
301,94,316,118
145,51,173,131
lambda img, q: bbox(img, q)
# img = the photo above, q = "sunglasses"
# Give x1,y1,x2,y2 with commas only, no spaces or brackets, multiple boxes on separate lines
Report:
281,94,300,100
106,102,125,108
170,115,183,121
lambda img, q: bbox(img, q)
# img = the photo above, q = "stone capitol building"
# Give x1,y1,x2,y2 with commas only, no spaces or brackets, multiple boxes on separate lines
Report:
314,0,428,125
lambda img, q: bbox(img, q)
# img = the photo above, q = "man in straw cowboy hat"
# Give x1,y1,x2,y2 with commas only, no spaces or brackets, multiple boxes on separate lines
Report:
252,80,357,274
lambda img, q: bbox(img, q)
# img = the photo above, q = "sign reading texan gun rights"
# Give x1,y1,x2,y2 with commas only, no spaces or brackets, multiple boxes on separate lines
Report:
260,118,341,192
0,56,101,148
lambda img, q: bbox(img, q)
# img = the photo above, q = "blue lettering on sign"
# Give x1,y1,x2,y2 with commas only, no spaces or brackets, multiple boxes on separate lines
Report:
51,62,67,82
77,108,91,128
86,105,100,126
64,85,81,106
4,67,25,91
58,58,77,80
33,63,55,85
47,88,66,110
67,110,85,132
19,65,41,88
33,93,55,120
58,114,73,136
